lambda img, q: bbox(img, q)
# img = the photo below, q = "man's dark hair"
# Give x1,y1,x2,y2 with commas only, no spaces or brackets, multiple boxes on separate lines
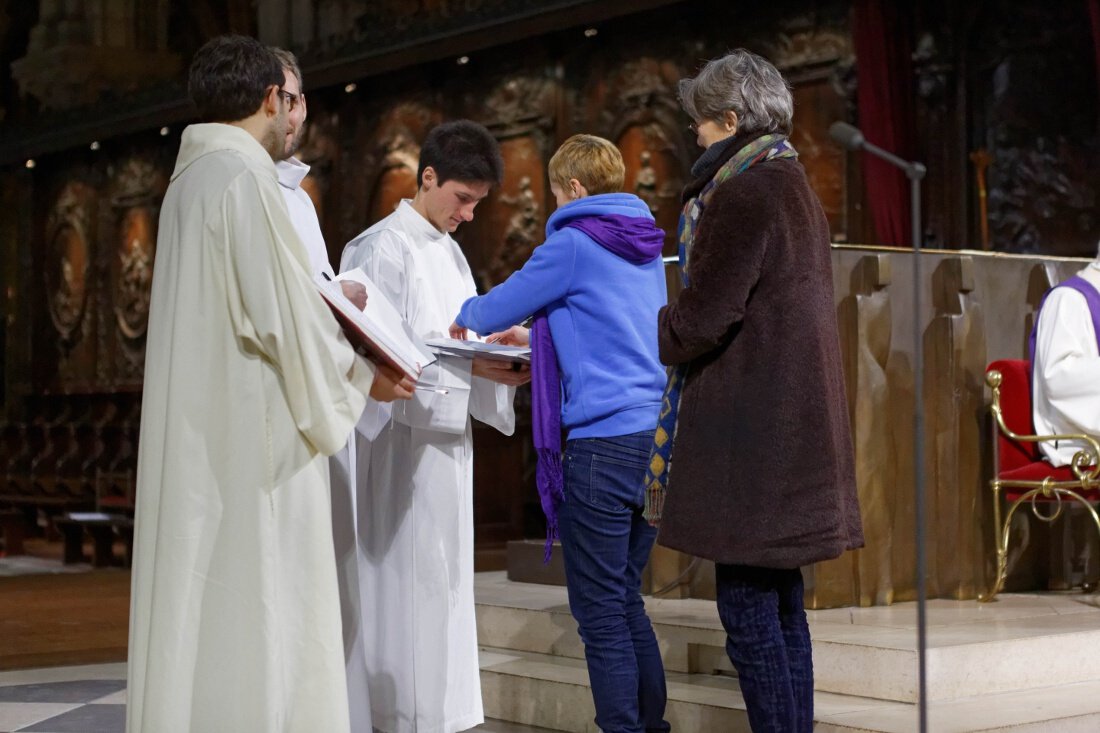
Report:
188,35,284,123
417,120,504,187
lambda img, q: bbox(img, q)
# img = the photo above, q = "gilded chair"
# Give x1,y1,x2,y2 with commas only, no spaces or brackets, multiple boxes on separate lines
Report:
981,359,1100,601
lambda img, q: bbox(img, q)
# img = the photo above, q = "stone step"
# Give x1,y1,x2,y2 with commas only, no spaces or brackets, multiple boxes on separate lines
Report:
478,646,1100,733
475,572,1100,704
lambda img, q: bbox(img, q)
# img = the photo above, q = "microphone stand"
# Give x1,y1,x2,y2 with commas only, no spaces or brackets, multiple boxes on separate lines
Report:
833,124,929,733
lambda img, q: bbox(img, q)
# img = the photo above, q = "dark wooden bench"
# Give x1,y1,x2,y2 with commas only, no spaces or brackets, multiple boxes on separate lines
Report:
54,513,134,567
0,508,27,555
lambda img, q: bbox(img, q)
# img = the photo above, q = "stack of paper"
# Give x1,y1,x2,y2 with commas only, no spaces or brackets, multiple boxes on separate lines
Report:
315,270,435,381
425,337,531,365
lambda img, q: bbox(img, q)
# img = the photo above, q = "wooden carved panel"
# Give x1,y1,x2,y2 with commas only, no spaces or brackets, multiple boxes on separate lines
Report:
811,255,897,607
356,101,436,243
924,256,988,599
43,180,99,390
789,76,848,241
467,73,556,289
45,182,95,347
106,156,166,388
618,124,682,255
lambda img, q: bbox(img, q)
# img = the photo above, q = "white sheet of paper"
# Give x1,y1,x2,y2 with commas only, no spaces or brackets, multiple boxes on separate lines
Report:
315,271,435,379
425,337,531,364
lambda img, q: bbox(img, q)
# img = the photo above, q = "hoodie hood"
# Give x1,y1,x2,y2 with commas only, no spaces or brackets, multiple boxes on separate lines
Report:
171,123,276,182
546,193,665,265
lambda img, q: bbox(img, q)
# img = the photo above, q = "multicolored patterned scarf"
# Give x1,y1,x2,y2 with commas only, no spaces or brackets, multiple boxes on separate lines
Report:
643,133,798,525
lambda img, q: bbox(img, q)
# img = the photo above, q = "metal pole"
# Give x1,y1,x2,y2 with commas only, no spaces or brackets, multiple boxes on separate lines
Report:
909,162,928,733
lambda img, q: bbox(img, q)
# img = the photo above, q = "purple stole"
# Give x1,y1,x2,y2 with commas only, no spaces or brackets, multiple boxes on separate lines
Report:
1029,275,1100,363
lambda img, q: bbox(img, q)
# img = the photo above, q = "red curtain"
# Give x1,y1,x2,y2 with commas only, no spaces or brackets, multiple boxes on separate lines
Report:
852,0,917,247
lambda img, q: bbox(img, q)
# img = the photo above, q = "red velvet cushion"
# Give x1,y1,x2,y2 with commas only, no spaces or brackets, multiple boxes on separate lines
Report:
987,359,1040,472
1002,462,1100,501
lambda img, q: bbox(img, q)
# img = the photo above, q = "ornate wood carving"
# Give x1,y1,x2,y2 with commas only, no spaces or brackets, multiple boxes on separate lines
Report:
468,72,556,288
976,1,1100,255
45,182,96,350
764,26,851,71
346,100,436,247
106,157,166,384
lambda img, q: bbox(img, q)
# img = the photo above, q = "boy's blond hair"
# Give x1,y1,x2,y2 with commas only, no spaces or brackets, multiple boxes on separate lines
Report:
548,134,625,195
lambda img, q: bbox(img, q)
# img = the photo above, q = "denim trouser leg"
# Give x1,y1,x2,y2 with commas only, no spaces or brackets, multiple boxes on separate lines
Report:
715,564,814,733
558,431,671,733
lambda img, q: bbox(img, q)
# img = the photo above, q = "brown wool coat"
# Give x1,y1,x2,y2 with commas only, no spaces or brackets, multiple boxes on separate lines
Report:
656,136,864,569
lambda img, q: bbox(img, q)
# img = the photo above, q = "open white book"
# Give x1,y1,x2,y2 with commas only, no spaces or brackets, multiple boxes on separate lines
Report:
425,337,531,365
315,270,435,381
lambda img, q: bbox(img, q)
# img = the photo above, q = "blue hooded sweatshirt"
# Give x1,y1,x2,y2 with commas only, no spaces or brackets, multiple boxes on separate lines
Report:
457,192,668,439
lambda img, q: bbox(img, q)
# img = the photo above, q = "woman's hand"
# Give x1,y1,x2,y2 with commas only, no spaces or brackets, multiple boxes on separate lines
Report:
485,324,530,347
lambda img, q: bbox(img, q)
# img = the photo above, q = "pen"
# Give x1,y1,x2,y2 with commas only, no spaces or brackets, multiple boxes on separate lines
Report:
415,386,449,395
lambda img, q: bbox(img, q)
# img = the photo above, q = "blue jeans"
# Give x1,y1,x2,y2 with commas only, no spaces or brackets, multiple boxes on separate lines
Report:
715,564,814,733
559,431,671,733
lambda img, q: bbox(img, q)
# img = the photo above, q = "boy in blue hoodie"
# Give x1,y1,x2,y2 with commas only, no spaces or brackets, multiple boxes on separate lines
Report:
452,134,670,733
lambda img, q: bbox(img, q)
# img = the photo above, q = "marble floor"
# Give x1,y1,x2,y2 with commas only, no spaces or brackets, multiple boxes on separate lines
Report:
0,663,559,733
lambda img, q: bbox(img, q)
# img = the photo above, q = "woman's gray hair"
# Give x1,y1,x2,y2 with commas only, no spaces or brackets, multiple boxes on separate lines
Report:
678,49,793,136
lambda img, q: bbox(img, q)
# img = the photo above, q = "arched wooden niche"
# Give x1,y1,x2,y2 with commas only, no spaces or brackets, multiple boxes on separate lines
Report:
108,156,167,383
45,182,97,347
617,123,683,254
470,72,556,290
597,59,691,258
363,102,436,228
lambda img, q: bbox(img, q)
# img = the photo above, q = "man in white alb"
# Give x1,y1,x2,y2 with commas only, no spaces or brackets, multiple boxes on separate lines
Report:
126,36,412,733
1032,243,1100,466
341,120,530,733
270,47,390,733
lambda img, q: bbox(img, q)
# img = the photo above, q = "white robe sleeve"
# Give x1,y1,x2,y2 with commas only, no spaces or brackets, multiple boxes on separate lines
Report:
1033,287,1100,464
344,229,475,435
470,376,516,436
222,171,374,457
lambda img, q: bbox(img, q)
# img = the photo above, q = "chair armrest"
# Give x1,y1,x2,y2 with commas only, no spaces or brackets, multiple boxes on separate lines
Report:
987,369,1100,482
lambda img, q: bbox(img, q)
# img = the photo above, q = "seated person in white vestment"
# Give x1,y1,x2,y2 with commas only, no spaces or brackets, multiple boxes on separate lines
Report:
340,120,530,733
1032,242,1100,467
126,36,413,733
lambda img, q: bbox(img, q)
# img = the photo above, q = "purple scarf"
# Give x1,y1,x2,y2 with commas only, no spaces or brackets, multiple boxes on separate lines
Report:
531,214,665,561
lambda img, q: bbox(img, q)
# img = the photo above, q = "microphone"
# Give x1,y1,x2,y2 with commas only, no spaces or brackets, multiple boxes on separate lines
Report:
829,121,924,180
829,121,865,151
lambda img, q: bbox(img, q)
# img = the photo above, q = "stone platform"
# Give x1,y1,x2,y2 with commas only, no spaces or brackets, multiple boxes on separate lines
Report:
475,571,1100,732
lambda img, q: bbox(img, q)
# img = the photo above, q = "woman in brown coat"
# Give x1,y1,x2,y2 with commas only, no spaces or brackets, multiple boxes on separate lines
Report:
644,49,864,732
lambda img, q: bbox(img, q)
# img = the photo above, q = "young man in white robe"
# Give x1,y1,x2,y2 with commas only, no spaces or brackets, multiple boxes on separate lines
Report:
1032,243,1100,466
341,120,530,733
126,36,413,733
271,47,388,733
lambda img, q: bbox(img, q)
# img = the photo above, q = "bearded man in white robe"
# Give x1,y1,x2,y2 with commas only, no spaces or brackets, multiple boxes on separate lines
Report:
1032,243,1100,466
341,120,530,733
126,36,412,733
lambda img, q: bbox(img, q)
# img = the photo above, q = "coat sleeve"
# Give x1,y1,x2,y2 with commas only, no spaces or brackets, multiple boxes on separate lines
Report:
221,171,374,457
456,231,576,335
657,174,775,365
1033,288,1100,437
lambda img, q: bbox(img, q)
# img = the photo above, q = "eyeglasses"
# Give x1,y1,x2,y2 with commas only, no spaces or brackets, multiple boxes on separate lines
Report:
276,87,303,111
687,121,701,134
